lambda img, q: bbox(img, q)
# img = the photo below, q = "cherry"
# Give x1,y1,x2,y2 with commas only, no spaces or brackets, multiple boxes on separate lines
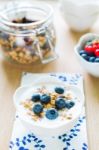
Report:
95,49,99,57
84,45,95,54
93,43,99,49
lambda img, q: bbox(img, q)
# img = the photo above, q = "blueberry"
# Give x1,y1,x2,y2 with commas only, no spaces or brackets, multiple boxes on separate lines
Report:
81,53,89,61
69,101,75,107
55,87,64,94
33,104,43,115
40,94,51,104
79,50,86,55
95,57,99,62
89,56,95,62
55,98,66,110
46,108,58,120
65,101,75,109
31,94,40,102
79,50,89,56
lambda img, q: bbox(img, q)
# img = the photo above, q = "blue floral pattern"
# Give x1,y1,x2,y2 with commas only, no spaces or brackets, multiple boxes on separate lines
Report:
82,143,88,150
50,73,82,85
9,115,88,150
9,73,88,150
58,116,88,150
9,133,46,150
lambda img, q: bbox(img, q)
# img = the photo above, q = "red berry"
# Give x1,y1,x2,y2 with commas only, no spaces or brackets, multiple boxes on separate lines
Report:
93,43,99,49
95,49,99,57
97,44,99,49
92,45,97,51
84,45,94,54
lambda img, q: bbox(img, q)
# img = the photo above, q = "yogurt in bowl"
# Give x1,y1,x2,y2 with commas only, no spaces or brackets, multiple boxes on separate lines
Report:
13,77,84,149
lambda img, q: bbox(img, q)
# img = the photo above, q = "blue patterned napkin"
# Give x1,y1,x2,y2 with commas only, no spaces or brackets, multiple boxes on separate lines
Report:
9,73,88,150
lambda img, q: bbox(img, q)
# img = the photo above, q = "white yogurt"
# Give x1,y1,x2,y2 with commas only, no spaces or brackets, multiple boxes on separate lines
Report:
14,83,84,129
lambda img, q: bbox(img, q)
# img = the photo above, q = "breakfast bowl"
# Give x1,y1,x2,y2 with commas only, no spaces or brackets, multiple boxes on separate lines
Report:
13,76,84,150
75,33,99,77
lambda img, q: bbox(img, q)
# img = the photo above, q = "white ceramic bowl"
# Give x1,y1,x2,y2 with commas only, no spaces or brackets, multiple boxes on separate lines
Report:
75,33,99,77
60,0,99,32
13,76,84,138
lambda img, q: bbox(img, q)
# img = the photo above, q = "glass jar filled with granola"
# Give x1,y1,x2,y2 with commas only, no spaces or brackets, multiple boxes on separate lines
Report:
0,1,57,65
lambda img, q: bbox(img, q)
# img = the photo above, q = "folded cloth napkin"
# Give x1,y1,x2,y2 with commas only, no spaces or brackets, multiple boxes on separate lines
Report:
9,73,88,150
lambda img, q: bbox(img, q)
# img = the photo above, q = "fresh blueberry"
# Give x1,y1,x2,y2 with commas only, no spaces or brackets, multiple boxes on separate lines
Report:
81,53,89,61
40,94,51,104
65,101,75,109
33,104,43,115
46,108,58,120
31,94,40,102
79,50,86,55
69,101,75,107
55,98,66,110
55,87,64,94
89,56,95,62
95,57,99,62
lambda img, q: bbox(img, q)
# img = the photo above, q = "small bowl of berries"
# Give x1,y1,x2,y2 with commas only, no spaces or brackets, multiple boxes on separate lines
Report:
75,33,99,77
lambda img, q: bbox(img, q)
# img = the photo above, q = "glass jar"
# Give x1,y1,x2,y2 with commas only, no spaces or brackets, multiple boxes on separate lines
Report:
0,1,57,65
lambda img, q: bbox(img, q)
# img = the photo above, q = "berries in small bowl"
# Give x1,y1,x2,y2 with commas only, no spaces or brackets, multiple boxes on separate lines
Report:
75,33,99,77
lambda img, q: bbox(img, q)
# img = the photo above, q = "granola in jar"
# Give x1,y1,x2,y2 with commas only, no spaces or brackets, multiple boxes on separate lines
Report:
0,2,57,65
